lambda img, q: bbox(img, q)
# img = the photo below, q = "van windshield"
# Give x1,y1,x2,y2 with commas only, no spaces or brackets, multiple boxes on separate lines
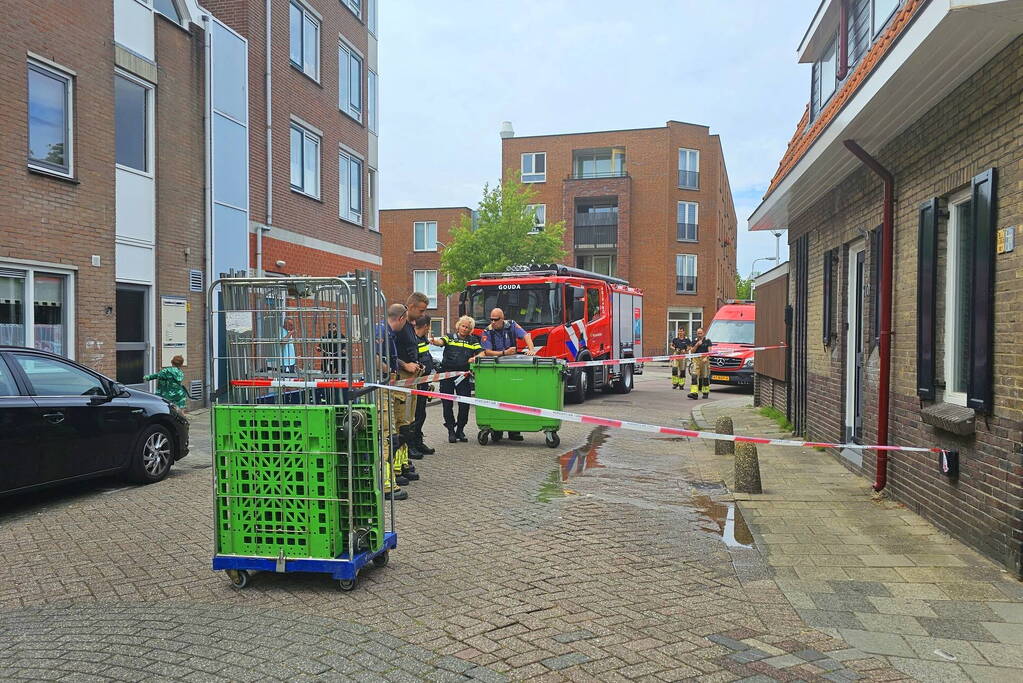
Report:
706,320,754,345
466,284,562,330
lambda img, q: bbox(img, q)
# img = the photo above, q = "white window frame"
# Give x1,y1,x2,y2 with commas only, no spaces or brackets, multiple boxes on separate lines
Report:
678,148,699,189
290,120,321,199
872,0,900,38
527,204,546,234
367,69,378,134
342,0,361,19
114,70,155,178
818,34,838,106
677,201,698,242
367,167,378,231
667,308,703,349
289,0,320,81
338,40,363,122
676,253,698,294
27,58,75,179
521,152,546,183
429,318,443,337
413,221,438,252
0,261,76,359
943,189,971,407
367,0,378,35
413,270,438,309
339,147,363,225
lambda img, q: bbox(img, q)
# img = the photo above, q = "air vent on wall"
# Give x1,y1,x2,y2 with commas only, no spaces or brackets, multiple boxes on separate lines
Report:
188,380,203,400
189,269,204,292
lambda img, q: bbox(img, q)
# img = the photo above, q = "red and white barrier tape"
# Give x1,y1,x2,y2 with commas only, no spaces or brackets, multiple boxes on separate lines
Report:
564,344,787,368
367,382,946,455
390,370,471,387
231,378,365,389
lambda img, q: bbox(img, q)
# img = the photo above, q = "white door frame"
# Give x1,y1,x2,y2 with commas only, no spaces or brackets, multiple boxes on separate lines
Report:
844,240,865,441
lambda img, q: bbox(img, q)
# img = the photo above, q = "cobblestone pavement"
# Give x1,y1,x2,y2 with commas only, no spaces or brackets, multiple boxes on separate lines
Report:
694,397,1023,682
1,370,911,681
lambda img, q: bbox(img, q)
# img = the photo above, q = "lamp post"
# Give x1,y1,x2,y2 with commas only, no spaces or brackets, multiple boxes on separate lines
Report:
435,240,453,333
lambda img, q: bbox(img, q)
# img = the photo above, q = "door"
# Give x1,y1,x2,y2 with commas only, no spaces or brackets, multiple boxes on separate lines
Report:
116,285,150,390
0,355,43,493
845,243,866,442
10,353,130,480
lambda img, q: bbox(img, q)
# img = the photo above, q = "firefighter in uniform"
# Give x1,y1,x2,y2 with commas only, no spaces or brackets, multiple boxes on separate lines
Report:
688,327,712,399
430,315,483,443
402,293,429,459
376,304,412,500
669,331,691,390
409,314,437,457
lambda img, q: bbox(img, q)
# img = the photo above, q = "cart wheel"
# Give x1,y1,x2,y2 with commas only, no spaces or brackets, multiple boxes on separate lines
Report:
477,430,490,446
338,577,358,592
227,569,250,589
373,551,389,568
545,432,561,449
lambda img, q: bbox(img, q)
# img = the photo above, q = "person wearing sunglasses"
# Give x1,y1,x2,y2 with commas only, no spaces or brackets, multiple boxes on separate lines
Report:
480,308,536,441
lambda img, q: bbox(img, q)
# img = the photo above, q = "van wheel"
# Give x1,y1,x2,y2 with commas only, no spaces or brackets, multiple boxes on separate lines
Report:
613,365,634,394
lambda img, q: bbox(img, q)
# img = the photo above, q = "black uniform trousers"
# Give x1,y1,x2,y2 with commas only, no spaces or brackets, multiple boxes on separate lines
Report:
440,376,472,431
411,383,431,440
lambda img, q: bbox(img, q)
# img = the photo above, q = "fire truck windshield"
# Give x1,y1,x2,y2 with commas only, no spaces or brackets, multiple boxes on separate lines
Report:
706,320,755,345
467,284,562,329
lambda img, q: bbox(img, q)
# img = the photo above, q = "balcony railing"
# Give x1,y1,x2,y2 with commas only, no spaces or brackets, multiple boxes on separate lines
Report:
676,276,697,294
677,222,698,241
574,210,618,227
678,170,700,189
570,169,628,180
574,224,618,249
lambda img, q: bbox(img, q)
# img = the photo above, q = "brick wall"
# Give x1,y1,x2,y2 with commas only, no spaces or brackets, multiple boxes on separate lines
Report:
787,35,1023,576
755,374,789,416
501,121,737,354
379,208,471,328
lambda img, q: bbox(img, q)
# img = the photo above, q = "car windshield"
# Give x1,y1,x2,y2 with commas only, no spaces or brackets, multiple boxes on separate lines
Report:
706,320,755,345
467,284,562,329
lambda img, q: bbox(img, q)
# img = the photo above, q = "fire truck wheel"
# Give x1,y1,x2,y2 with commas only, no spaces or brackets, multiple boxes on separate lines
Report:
567,368,587,404
613,364,634,394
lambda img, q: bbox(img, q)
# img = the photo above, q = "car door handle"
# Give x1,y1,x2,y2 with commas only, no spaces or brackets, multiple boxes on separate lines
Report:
131,408,144,414
43,412,65,424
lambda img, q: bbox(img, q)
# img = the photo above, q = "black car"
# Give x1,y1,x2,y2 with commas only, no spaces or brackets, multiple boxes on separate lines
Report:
0,346,189,496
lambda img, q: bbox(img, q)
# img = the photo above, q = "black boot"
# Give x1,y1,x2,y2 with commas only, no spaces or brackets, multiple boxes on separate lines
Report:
385,488,408,501
455,426,468,442
416,436,435,455
401,464,420,481
447,427,458,443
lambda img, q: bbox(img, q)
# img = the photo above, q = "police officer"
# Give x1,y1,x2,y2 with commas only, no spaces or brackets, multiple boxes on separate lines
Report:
401,293,429,458
688,327,713,399
480,308,536,440
409,314,436,457
669,330,691,391
431,315,483,443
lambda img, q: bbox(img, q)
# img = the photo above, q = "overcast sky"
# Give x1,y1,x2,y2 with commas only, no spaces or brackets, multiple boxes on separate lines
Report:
379,0,817,277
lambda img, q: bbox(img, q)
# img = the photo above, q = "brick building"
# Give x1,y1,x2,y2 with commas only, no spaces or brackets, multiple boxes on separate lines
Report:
750,0,1023,577
379,207,472,334
499,121,737,353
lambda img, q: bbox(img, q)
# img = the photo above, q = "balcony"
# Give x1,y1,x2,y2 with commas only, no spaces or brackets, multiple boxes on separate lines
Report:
676,275,697,294
678,170,700,190
574,222,618,249
570,169,628,180
677,222,698,242
574,210,618,227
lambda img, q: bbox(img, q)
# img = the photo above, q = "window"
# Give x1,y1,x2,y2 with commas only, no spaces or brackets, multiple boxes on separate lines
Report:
414,270,438,308
339,150,363,224
367,0,377,35
13,354,104,397
577,255,616,277
667,310,702,349
677,201,698,241
676,254,697,294
586,287,600,322
678,148,699,189
848,0,871,68
27,60,73,176
114,73,150,173
430,318,443,337
367,168,378,230
367,69,378,134
342,0,361,18
290,122,320,198
873,0,900,37
0,267,71,357
289,1,320,80
527,204,546,234
0,357,16,397
818,35,838,106
521,152,546,183
414,221,438,251
572,147,625,178
154,0,183,23
943,190,973,405
339,42,362,121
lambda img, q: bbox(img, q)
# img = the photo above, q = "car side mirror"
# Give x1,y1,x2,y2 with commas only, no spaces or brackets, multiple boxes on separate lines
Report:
110,382,129,398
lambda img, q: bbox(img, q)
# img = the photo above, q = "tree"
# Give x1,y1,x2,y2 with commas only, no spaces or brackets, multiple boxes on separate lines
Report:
736,273,754,300
439,177,567,295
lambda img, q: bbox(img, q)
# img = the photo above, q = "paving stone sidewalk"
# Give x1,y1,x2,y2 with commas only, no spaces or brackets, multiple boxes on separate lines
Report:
692,396,1023,682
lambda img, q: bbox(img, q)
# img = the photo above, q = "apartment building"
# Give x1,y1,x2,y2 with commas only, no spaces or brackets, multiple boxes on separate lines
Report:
0,0,214,405
750,0,1023,577
500,121,737,353
379,207,472,335
204,0,382,276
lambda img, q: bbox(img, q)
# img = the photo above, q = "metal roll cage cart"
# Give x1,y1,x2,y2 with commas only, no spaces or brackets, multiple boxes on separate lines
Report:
208,272,397,591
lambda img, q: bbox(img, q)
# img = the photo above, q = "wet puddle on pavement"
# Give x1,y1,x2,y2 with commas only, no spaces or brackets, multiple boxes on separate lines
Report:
690,495,754,548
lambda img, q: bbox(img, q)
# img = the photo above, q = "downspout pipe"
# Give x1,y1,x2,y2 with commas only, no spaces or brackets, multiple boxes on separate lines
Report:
844,139,893,492
201,13,213,407
837,0,849,80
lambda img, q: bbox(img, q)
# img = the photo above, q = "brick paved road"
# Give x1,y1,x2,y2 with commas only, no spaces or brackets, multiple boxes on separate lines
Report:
0,370,906,681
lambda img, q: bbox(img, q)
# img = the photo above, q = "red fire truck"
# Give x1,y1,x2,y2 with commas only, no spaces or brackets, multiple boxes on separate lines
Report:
460,264,644,403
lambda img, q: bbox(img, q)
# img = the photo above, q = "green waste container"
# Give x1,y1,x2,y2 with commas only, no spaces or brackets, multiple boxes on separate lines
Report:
473,356,566,448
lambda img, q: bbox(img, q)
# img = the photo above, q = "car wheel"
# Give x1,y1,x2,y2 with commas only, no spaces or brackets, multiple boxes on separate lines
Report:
129,424,174,484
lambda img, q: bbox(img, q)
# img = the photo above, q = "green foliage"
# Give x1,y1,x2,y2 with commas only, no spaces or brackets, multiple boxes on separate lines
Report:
439,177,567,295
757,405,793,433
736,272,754,300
